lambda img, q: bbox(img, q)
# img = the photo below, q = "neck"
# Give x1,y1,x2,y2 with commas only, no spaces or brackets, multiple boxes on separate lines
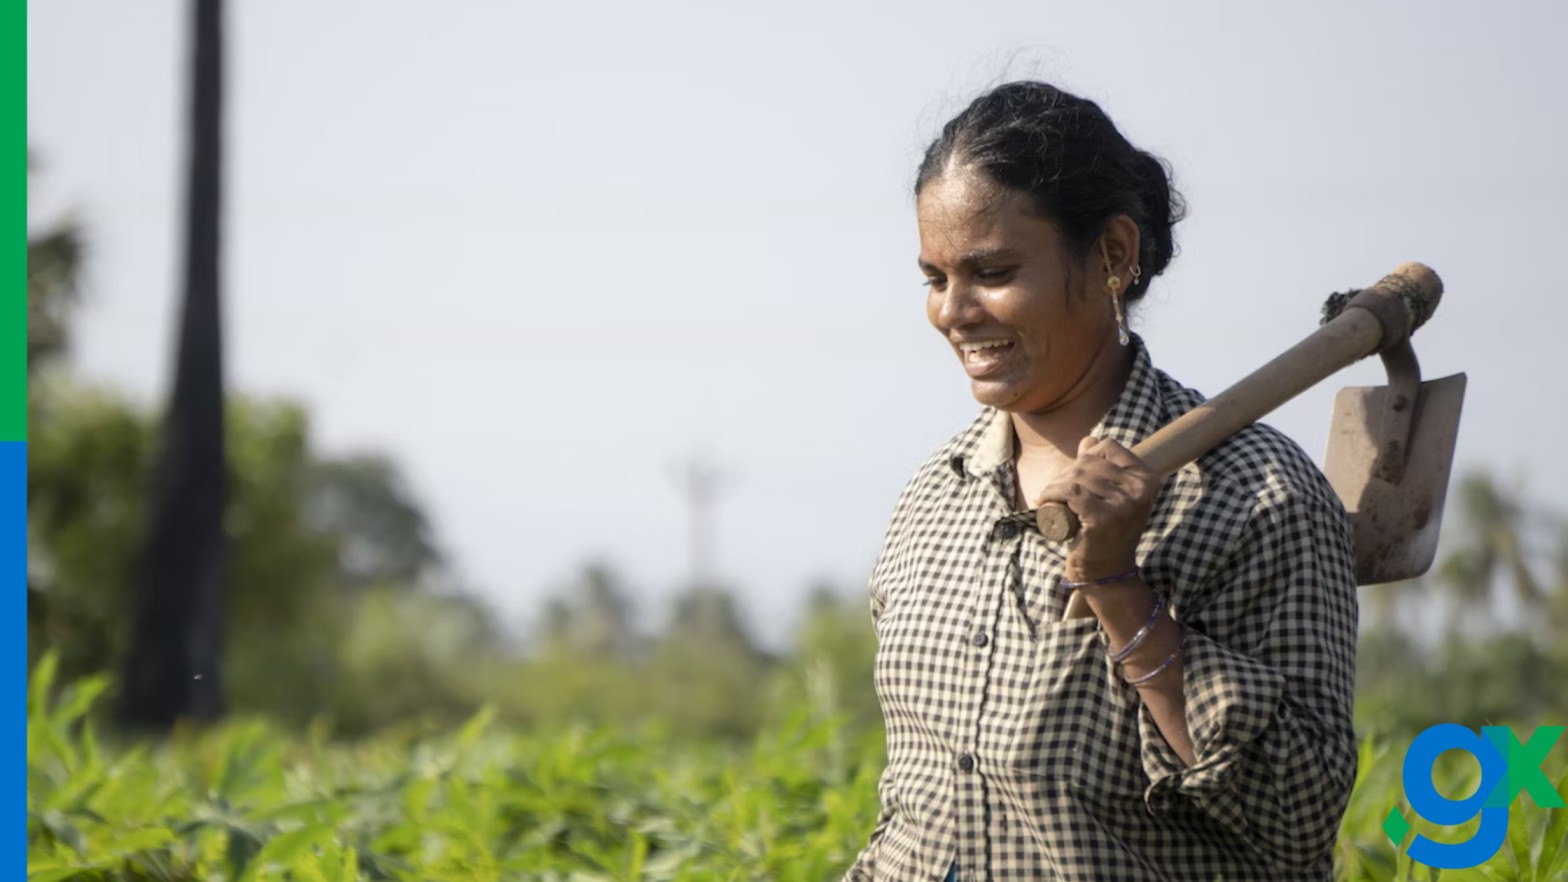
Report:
1010,337,1136,460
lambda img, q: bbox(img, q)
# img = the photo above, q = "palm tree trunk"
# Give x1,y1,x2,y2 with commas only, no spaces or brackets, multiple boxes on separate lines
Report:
117,0,227,730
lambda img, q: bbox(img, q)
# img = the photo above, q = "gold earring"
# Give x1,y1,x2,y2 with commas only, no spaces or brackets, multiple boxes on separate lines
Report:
1112,290,1129,346
1130,264,1142,287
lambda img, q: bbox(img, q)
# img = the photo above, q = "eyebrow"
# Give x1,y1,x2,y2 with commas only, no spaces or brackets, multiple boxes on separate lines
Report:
917,248,1023,273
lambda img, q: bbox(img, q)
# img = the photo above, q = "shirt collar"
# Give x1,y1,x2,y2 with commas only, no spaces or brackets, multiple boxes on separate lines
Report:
947,332,1168,481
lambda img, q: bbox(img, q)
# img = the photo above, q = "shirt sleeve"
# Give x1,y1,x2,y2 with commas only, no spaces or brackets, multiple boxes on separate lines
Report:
1135,485,1360,873
844,472,923,881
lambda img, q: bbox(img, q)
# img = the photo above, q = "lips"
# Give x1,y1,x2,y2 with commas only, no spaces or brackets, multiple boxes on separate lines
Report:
956,339,1015,378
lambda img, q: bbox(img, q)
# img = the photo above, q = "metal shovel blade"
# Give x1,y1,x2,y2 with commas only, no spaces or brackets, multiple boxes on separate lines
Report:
1322,372,1467,586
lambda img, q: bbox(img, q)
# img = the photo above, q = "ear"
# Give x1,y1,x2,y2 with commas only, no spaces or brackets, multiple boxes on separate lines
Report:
1097,215,1142,287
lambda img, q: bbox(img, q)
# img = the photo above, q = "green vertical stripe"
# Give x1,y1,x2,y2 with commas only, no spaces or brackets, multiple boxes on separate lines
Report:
5,0,23,440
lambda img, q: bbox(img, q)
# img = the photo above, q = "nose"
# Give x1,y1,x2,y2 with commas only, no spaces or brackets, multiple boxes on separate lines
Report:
933,280,982,331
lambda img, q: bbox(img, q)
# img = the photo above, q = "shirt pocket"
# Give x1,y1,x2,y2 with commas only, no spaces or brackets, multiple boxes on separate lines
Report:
997,616,1149,804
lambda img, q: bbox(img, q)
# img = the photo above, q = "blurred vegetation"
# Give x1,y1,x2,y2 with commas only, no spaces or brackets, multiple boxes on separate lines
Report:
1354,470,1568,739
25,151,1568,878
24,652,1568,882
25,153,880,744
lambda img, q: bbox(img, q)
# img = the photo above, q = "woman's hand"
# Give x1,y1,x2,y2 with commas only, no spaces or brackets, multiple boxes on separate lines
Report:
1037,435,1160,582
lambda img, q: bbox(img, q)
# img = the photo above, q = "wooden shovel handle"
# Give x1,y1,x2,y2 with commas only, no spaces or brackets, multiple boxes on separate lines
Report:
1036,262,1442,543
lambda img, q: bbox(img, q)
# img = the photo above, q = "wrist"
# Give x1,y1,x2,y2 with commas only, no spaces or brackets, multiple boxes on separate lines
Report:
1080,578,1156,635
1063,557,1140,585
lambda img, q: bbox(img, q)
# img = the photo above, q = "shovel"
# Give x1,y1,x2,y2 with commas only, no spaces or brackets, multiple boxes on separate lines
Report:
1040,262,1466,615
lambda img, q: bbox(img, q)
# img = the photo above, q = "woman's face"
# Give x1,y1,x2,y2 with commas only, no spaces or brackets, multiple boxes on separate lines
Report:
917,167,1117,414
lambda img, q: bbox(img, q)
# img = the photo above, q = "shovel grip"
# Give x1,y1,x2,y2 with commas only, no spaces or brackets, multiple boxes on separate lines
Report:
1035,262,1444,544
1037,504,1079,544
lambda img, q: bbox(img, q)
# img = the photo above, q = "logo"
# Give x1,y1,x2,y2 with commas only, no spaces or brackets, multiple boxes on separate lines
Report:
1384,723,1565,870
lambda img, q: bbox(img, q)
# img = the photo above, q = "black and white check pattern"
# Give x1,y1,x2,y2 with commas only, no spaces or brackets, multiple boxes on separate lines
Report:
844,336,1360,881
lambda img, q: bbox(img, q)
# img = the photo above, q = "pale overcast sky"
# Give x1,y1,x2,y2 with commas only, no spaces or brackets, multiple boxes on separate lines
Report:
27,1,1568,648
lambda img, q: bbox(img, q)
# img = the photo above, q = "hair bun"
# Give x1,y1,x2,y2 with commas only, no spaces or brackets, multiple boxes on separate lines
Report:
1132,151,1185,290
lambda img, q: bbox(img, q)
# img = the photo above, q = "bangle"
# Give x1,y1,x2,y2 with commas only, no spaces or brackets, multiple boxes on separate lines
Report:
1124,625,1187,687
1106,591,1167,664
1059,565,1141,590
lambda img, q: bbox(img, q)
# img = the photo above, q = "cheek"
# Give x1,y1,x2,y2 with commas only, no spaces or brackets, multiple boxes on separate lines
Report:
924,289,945,331
991,287,1065,348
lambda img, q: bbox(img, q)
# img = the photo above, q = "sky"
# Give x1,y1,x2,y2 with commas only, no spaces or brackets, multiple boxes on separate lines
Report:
26,0,1568,649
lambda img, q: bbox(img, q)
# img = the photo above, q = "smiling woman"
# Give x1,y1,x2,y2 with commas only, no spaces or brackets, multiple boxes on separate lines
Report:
844,81,1360,881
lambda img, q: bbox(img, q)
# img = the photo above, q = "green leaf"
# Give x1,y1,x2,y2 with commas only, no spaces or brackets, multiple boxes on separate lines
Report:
1535,764,1568,878
28,652,59,714
1472,865,1510,882
28,868,102,882
454,704,496,753
328,845,359,882
226,824,267,878
401,775,436,825
101,826,176,856
237,823,337,882
624,830,649,880
49,675,111,729
29,810,86,855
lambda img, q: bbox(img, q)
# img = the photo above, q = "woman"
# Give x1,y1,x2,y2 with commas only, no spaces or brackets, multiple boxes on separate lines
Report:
844,82,1359,881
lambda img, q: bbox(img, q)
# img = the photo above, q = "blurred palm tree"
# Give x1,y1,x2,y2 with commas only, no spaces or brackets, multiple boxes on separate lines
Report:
26,150,87,663
1362,577,1421,634
27,151,84,376
1434,471,1551,637
305,454,445,591
1549,522,1568,635
538,561,640,661
665,584,764,662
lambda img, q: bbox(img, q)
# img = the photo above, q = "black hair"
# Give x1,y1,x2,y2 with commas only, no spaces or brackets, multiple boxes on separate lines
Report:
915,81,1186,305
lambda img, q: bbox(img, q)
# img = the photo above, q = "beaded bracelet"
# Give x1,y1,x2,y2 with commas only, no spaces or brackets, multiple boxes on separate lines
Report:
1106,591,1167,664
1124,624,1187,687
1059,565,1141,591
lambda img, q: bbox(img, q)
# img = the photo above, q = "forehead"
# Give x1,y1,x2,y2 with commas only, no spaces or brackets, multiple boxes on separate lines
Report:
916,167,1060,265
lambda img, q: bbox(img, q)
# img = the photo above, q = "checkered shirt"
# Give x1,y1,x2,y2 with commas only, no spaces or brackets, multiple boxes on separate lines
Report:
843,336,1360,881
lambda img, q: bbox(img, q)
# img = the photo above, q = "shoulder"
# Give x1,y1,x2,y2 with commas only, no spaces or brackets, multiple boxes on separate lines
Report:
889,407,992,504
1144,367,1356,601
870,407,995,565
1155,367,1344,518
867,410,991,611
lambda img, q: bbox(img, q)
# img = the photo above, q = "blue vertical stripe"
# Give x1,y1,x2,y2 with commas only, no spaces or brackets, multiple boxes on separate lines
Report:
4,441,25,874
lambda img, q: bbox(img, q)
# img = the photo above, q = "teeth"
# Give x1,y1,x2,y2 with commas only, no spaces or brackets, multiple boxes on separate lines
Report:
960,341,1011,354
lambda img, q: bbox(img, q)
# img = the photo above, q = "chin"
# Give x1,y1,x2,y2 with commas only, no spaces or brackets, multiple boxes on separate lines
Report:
968,378,1031,412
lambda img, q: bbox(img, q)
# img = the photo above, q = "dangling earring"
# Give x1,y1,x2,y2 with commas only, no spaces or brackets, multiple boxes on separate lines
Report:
1100,239,1131,346
1130,264,1142,288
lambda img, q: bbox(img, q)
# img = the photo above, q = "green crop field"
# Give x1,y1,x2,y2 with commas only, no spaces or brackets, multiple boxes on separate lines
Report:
26,656,1568,882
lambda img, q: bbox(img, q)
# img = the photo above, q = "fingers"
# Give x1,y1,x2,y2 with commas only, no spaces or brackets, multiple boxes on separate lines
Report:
1037,461,1133,509
1088,437,1146,472
1079,435,1149,470
1064,471,1130,504
1044,436,1161,576
1037,436,1155,510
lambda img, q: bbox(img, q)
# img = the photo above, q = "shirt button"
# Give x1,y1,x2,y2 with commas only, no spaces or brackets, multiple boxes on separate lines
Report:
971,631,989,648
957,753,975,772
994,521,1020,540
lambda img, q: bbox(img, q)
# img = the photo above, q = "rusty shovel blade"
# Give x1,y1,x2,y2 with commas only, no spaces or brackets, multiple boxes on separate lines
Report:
1322,371,1467,586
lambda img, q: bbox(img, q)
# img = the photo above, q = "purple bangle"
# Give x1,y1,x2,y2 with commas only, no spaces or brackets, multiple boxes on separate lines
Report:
1106,590,1167,664
1124,624,1187,687
1059,566,1141,590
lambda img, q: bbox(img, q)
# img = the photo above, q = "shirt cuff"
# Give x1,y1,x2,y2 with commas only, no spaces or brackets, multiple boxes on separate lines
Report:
1137,627,1286,812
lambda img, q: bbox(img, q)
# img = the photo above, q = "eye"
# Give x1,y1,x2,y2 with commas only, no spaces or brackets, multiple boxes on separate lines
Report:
922,274,947,291
975,266,1017,285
